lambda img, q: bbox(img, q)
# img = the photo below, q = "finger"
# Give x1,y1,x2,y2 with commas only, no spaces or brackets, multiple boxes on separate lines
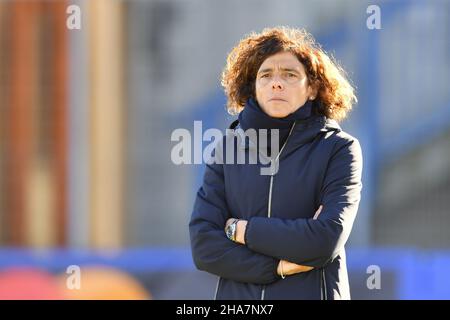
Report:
313,205,323,220
299,265,314,272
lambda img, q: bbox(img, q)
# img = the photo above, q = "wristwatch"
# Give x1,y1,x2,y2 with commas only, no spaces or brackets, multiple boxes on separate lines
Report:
225,219,239,242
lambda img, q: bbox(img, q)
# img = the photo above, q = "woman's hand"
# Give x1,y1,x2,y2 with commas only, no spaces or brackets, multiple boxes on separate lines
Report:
277,205,323,278
277,260,314,276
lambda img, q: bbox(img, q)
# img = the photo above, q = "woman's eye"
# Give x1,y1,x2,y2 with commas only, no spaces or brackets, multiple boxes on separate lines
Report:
260,74,269,78
288,73,297,77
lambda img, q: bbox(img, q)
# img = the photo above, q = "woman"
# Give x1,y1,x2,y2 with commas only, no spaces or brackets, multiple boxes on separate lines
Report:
189,27,363,300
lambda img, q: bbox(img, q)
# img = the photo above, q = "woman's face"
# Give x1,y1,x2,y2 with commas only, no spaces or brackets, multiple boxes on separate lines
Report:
255,51,317,118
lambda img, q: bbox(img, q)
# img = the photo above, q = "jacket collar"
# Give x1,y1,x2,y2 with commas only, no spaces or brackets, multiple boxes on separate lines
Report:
279,115,341,160
233,113,341,159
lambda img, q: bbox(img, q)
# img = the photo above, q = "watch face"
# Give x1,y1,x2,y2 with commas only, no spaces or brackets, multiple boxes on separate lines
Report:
226,222,236,240
226,225,233,239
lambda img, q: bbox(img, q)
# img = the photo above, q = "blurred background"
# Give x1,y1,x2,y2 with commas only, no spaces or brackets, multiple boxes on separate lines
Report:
0,0,449,299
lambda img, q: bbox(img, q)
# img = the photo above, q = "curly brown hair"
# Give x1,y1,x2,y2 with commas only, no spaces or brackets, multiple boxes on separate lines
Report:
221,26,357,121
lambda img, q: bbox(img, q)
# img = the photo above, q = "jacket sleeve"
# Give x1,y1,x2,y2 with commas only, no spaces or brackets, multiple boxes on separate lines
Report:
189,158,280,284
244,137,363,268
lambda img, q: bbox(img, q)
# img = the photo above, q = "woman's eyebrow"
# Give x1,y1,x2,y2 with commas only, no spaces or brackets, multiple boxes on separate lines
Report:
258,67,301,74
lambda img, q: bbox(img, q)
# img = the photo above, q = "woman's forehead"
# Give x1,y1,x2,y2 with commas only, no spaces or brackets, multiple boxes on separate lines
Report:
258,53,304,72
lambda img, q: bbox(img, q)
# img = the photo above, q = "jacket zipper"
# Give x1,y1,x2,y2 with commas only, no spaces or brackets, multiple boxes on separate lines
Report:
261,123,296,300
213,276,221,300
321,268,328,300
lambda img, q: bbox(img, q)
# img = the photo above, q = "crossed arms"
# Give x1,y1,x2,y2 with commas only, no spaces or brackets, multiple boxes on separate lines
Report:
189,138,362,284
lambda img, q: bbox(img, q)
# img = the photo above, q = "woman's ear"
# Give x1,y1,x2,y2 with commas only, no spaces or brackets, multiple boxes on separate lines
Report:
308,83,319,100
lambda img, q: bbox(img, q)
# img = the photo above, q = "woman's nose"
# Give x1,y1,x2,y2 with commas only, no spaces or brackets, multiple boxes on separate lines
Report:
271,78,283,90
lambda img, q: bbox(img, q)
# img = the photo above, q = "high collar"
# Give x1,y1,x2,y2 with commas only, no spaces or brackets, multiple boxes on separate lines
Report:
237,97,314,149
238,97,313,132
279,115,341,160
233,99,342,160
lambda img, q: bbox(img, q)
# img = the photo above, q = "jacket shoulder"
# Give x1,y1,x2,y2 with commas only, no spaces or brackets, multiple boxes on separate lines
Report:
334,130,360,145
326,129,362,157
